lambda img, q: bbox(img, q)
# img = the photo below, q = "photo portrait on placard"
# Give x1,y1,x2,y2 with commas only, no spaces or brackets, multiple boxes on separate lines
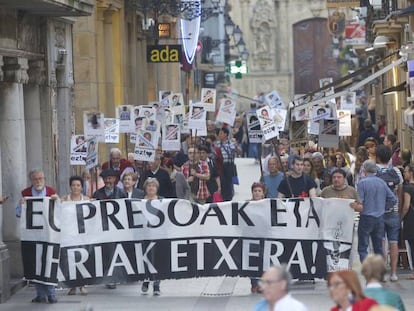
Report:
247,113,263,143
319,77,334,95
70,135,87,165
134,116,145,132
188,104,206,131
104,118,120,143
340,92,356,114
201,88,216,111
164,108,174,123
83,112,104,141
216,98,236,125
257,106,278,141
85,137,98,170
337,110,352,136
134,129,157,162
273,108,287,132
138,105,156,120
133,106,140,118
264,90,286,109
319,119,339,148
162,123,181,151
116,105,134,133
169,93,185,115
159,90,172,107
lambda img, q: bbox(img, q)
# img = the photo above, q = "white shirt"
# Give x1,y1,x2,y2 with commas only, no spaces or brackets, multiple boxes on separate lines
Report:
274,294,308,311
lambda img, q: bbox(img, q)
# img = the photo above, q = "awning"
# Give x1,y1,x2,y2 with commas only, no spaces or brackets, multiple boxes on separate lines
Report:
292,52,406,113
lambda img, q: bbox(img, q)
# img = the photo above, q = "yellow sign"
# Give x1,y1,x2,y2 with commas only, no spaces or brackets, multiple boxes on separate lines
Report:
147,45,182,63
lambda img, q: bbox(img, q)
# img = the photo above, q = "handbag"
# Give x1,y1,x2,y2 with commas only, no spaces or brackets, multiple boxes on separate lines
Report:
212,191,224,203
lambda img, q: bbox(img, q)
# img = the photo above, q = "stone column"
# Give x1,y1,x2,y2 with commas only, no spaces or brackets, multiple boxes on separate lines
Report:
0,56,29,296
24,60,46,172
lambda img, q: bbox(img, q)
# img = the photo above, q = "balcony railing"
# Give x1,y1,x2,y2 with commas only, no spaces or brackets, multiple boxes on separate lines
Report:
0,0,94,16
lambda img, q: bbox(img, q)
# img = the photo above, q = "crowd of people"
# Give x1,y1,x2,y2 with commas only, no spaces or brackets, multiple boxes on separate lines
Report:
2,113,412,310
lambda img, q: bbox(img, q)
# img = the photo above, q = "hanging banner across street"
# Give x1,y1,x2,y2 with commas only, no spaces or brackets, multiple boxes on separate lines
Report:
20,198,354,287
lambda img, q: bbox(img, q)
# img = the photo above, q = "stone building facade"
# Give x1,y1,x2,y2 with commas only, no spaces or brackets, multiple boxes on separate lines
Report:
0,2,93,301
228,0,330,110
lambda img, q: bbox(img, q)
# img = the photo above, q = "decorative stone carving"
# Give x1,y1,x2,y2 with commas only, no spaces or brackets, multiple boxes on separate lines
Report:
250,0,276,71
2,57,29,84
28,60,46,86
55,25,66,48
309,0,325,17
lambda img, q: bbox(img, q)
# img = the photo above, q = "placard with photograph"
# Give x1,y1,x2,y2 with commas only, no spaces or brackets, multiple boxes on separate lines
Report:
116,105,134,133
337,110,352,136
188,103,206,131
216,98,236,125
162,123,181,151
138,105,156,120
319,77,334,95
319,119,339,148
265,90,286,109
257,106,279,141
134,129,157,162
85,137,98,170
201,88,216,111
247,112,263,143
70,135,87,165
273,108,287,132
104,118,120,143
83,112,104,141
340,92,356,114
159,90,172,107
169,93,185,115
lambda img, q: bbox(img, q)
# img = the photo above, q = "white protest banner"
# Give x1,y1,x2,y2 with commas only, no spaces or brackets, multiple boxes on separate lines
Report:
216,98,236,126
104,118,120,143
20,198,354,287
201,88,216,112
70,135,87,165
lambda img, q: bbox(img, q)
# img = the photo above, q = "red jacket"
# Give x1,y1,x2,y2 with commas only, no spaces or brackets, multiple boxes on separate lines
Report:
21,186,56,197
330,298,377,311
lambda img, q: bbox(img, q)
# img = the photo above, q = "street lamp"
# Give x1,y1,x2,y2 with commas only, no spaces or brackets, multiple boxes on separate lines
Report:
225,15,235,36
232,26,242,44
237,38,246,54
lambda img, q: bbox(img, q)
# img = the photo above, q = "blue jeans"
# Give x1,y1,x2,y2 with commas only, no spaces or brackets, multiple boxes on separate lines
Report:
358,214,384,263
35,283,55,298
384,212,401,242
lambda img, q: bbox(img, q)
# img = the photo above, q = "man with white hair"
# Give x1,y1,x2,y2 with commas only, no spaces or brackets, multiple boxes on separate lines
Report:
102,147,134,188
253,265,308,311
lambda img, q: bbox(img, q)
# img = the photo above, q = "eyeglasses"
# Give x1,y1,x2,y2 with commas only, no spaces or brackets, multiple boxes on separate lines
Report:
258,278,281,287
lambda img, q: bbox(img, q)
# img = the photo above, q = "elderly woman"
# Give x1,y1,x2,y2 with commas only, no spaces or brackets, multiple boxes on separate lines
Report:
141,178,162,296
361,254,405,310
328,270,377,311
61,176,89,296
122,172,144,199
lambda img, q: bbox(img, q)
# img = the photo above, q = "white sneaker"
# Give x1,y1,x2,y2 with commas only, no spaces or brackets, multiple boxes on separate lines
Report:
390,274,398,282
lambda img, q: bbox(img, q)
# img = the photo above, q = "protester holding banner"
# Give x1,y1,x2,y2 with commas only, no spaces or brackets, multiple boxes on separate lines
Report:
250,182,266,294
61,176,89,296
121,172,144,199
328,270,377,311
182,146,210,204
139,156,174,198
141,178,162,296
253,265,308,311
17,168,59,303
262,157,283,199
278,155,317,198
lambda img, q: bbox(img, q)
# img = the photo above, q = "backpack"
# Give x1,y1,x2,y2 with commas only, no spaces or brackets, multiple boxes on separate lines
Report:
376,166,400,212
